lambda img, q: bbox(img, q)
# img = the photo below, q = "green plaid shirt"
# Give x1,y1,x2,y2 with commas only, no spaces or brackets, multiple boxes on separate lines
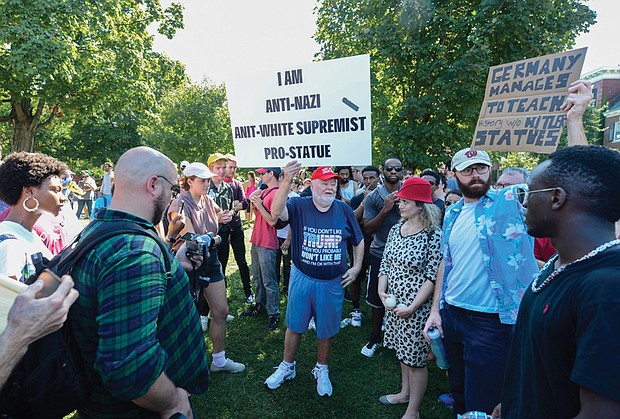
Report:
69,209,209,418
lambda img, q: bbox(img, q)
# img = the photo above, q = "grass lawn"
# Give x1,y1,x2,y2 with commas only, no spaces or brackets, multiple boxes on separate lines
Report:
190,224,453,419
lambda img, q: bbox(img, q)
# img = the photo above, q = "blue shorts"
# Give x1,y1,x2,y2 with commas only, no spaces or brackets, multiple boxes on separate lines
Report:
286,265,344,339
204,248,225,283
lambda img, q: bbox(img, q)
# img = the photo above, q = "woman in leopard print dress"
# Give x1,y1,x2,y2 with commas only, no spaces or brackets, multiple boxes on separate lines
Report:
377,177,442,419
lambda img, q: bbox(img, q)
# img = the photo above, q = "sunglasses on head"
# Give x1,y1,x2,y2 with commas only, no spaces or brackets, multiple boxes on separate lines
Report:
384,166,403,172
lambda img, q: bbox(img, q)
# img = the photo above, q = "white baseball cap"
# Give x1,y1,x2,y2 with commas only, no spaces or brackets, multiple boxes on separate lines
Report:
451,148,491,171
183,162,214,179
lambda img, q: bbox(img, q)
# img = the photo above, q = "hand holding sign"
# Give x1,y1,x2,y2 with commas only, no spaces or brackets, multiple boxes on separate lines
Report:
473,47,587,153
561,80,593,121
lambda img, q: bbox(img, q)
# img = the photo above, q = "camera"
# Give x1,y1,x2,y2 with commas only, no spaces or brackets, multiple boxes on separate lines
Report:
180,232,221,258
180,232,222,293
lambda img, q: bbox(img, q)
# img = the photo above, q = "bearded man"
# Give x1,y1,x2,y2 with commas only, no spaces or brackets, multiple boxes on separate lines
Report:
263,164,364,397
425,80,596,416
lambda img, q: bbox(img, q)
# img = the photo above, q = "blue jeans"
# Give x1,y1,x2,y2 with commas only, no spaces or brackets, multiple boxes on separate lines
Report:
75,199,93,219
441,304,514,415
251,245,279,317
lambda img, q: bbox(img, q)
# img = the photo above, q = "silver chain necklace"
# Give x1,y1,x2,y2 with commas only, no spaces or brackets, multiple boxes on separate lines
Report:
531,239,620,293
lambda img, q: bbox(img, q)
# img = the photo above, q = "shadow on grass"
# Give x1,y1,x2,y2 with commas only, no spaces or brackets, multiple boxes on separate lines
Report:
192,227,453,419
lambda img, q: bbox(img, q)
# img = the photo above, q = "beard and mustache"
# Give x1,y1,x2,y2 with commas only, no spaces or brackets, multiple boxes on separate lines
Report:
456,176,492,199
152,194,168,225
314,193,336,208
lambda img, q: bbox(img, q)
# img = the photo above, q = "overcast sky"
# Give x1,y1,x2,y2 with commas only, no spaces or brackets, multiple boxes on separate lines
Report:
152,0,617,84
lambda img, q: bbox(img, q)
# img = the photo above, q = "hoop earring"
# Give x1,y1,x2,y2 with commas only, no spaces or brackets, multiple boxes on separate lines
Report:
23,194,40,212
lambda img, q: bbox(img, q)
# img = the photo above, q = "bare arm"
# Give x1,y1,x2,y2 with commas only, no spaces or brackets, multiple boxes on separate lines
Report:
573,386,620,419
562,80,593,147
0,276,79,390
251,195,279,226
423,259,444,341
393,279,435,319
353,189,371,222
271,161,302,222
364,192,397,234
132,372,192,419
377,274,389,307
340,239,364,288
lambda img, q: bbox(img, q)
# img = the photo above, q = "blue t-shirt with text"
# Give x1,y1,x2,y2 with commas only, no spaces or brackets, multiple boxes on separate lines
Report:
286,197,363,280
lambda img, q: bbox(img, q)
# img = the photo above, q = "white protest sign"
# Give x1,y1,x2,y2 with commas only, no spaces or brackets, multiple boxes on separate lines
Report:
226,54,372,167
472,47,586,153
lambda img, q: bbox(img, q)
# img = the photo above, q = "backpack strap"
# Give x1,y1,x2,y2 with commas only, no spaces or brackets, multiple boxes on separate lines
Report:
28,221,172,284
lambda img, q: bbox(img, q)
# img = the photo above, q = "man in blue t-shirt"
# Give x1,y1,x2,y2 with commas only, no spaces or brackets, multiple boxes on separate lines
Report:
264,163,364,397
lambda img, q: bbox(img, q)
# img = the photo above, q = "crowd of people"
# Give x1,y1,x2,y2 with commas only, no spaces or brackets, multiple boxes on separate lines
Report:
0,80,618,418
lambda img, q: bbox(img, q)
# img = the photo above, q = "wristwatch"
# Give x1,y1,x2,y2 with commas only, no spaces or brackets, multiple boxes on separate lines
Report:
166,236,177,243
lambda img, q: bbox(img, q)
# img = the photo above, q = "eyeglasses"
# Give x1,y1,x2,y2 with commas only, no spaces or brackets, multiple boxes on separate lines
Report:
515,187,557,204
157,175,180,195
459,165,489,176
384,166,403,172
493,182,510,189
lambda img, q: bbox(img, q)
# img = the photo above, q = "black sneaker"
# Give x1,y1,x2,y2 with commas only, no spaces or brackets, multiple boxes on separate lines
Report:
268,316,280,330
241,304,262,317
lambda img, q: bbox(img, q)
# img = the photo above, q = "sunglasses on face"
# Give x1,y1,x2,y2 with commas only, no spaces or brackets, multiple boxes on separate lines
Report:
384,166,403,172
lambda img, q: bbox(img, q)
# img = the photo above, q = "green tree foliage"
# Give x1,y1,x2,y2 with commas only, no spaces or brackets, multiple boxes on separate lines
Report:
315,0,596,170
141,80,232,166
0,0,185,152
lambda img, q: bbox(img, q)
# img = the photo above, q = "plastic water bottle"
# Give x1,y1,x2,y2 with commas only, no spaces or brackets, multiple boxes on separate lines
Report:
427,326,450,370
457,412,492,419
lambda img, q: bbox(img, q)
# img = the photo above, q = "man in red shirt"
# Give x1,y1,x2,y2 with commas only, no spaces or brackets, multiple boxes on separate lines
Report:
242,167,281,330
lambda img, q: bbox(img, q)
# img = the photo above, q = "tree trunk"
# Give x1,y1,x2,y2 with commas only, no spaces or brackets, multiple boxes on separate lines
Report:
10,98,41,153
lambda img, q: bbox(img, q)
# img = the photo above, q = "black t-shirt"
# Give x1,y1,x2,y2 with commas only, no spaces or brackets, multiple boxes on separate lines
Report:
350,192,372,245
349,192,364,211
501,246,620,418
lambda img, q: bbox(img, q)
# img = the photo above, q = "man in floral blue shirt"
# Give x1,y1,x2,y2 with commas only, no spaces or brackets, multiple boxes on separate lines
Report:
424,80,594,416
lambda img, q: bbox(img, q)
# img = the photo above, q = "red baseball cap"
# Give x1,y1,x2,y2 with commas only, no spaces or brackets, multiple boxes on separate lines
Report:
311,166,342,181
395,176,433,203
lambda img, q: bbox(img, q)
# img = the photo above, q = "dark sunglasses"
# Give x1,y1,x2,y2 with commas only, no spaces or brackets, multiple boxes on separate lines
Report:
384,166,403,172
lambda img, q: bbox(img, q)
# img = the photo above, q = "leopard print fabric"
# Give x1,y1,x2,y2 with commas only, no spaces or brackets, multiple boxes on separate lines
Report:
380,223,442,367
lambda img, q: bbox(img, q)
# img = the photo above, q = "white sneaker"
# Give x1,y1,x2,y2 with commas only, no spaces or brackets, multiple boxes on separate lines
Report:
312,365,333,397
351,310,362,327
265,361,296,390
361,341,381,358
200,315,209,332
207,313,235,323
210,358,246,373
307,317,316,331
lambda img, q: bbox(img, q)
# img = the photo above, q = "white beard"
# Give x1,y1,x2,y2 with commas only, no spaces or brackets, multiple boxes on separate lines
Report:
313,194,335,208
